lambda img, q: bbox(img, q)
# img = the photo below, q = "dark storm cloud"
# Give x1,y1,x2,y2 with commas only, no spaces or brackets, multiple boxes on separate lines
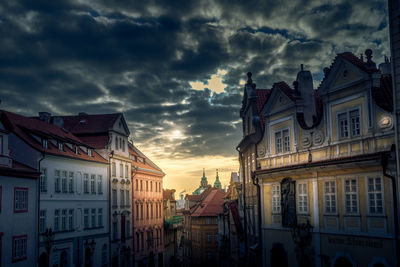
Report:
0,0,389,158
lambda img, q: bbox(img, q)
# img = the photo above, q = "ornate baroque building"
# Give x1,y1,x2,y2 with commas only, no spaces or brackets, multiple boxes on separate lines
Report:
239,50,396,266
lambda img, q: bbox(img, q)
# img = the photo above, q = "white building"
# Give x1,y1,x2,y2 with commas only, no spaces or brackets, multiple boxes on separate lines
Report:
1,110,110,267
61,113,133,267
0,122,40,266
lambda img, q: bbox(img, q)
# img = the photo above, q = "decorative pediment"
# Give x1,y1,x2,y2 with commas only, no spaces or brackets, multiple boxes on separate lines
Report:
261,83,296,116
112,114,130,136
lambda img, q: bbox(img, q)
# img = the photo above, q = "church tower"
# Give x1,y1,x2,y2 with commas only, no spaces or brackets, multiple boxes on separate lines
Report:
201,168,208,187
214,169,222,189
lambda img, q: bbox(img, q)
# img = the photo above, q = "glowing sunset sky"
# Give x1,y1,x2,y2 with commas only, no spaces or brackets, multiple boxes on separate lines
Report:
0,1,389,195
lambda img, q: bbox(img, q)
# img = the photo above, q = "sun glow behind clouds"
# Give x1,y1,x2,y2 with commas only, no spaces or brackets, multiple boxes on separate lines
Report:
190,69,228,93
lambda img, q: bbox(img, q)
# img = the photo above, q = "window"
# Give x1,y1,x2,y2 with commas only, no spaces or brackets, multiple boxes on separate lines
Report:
272,184,280,213
136,232,140,251
140,180,143,191
40,210,46,233
68,209,74,230
126,190,130,206
112,189,117,206
136,179,138,191
140,204,143,220
55,170,61,192
54,209,60,231
324,181,337,213
115,136,118,150
98,175,103,194
146,181,148,192
297,183,308,213
140,232,144,250
120,164,123,178
344,179,358,214
206,218,211,224
14,188,28,213
61,209,67,231
91,174,96,194
275,129,290,153
40,168,47,193
98,208,103,227
206,234,211,243
88,149,92,157
146,204,149,219
125,165,128,178
12,235,27,262
112,163,116,177
122,140,125,152
91,209,96,228
368,177,383,214
102,244,107,266
84,209,89,229
151,204,153,219
136,204,139,220
58,142,63,151
119,138,122,149
68,172,74,193
84,174,89,194
120,189,125,207
337,109,361,139
127,220,130,237
61,171,68,193
113,222,118,240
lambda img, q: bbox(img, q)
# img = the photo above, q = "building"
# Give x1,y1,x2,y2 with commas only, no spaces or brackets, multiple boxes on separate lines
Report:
1,110,110,267
237,73,270,265
193,169,209,195
240,51,396,266
213,170,222,190
0,120,40,267
61,112,133,267
129,143,165,267
190,188,225,266
163,189,183,266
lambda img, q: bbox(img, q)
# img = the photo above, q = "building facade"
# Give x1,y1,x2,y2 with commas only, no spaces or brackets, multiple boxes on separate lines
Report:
0,121,40,267
240,51,395,266
130,143,164,267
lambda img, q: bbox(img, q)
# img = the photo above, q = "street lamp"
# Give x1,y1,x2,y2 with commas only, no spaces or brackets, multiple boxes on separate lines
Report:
290,220,314,267
42,228,55,267
84,239,96,267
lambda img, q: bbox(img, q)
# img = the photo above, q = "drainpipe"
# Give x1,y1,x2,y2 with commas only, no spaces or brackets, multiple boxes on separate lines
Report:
251,171,262,267
108,151,113,267
235,147,248,261
131,166,138,266
37,152,45,265
382,153,400,266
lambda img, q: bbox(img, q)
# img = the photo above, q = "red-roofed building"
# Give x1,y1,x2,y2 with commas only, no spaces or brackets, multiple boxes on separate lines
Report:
129,143,165,267
0,110,110,267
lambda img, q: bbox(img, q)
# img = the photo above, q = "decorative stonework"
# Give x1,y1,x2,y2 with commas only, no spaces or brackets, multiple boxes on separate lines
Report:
378,115,393,131
301,133,312,148
313,130,324,146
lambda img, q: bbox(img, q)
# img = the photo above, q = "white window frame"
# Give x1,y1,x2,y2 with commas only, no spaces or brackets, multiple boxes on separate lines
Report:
61,171,68,193
40,210,47,233
120,189,125,207
271,184,281,214
366,176,385,215
91,208,96,228
297,182,308,214
90,174,96,194
54,209,60,231
336,106,361,140
84,209,89,229
343,178,359,215
323,180,337,214
125,165,128,178
68,209,74,230
40,168,47,193
68,172,74,193
274,127,290,154
61,209,67,231
55,170,61,193
98,208,103,227
98,175,103,194
83,174,89,194
120,164,123,178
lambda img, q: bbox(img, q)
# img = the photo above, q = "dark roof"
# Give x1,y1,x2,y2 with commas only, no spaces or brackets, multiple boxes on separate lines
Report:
256,89,271,131
339,52,379,74
0,110,108,164
273,81,300,102
191,189,225,217
0,160,40,179
61,113,121,134
372,75,393,112
78,135,109,149
129,143,164,174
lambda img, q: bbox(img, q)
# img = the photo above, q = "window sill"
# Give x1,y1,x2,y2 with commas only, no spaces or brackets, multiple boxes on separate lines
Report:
55,229,75,233
366,214,387,218
343,214,361,217
14,210,28,213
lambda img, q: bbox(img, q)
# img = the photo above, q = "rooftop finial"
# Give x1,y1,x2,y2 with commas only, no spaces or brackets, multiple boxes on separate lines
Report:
203,168,205,177
365,48,376,69
216,169,219,177
247,72,252,84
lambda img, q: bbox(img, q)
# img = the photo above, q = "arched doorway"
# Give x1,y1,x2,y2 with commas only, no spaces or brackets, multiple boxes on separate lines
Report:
270,245,288,267
334,257,353,267
39,252,48,267
60,250,68,267
85,247,92,267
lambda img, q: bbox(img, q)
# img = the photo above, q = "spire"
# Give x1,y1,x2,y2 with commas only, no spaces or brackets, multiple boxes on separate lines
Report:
214,169,222,189
200,168,208,187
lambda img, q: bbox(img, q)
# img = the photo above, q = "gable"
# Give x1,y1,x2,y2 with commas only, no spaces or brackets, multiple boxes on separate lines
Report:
112,114,130,136
331,61,364,88
262,86,295,116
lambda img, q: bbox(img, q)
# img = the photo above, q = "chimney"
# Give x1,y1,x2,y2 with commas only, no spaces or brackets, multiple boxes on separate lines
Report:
295,64,316,127
38,112,51,123
53,116,64,127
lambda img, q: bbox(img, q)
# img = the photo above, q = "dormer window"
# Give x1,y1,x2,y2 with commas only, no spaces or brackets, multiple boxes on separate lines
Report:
42,139,48,149
75,146,79,154
88,149,92,157
337,108,361,139
275,129,290,154
58,142,63,151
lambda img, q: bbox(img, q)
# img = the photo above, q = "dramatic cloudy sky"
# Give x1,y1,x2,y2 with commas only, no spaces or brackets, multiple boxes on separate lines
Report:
0,0,389,194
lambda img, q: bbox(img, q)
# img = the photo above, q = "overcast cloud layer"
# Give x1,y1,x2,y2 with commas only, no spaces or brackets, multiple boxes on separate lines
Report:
0,0,389,161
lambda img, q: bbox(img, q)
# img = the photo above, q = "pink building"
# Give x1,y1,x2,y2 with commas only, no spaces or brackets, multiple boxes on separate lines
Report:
129,143,165,267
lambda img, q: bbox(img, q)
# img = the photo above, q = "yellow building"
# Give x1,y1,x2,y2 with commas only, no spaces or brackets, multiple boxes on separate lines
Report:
243,51,395,266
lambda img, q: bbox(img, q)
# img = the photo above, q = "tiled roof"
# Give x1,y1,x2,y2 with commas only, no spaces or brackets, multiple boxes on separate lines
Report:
0,110,108,164
274,81,300,102
191,189,225,217
339,52,379,74
256,89,271,131
372,75,393,112
163,189,176,200
129,143,164,175
61,113,121,134
78,135,109,149
0,160,40,179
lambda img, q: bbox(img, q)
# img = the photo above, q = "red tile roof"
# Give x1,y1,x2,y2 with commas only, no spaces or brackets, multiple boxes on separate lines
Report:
61,113,121,134
274,81,300,102
129,143,164,175
0,160,40,179
191,189,225,217
339,52,379,74
256,89,271,131
78,135,109,149
163,189,176,200
1,110,108,164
